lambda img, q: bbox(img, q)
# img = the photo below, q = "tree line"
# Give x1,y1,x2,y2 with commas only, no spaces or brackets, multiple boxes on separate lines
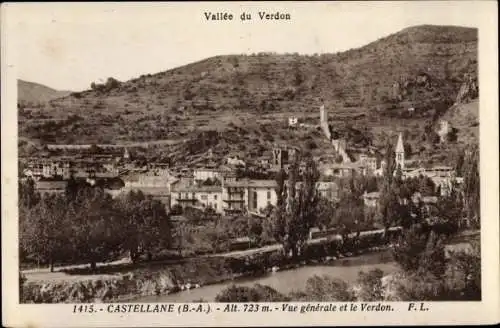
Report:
269,142,479,260
214,143,481,302
19,179,170,271
18,142,479,271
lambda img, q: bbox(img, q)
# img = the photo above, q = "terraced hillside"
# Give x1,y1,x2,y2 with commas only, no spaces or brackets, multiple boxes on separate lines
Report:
18,25,478,166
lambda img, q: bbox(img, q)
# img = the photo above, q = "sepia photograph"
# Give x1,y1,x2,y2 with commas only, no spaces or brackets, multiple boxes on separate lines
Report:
2,1,499,327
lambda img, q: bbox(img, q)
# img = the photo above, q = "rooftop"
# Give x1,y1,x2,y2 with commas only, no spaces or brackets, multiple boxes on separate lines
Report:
224,179,277,188
35,180,68,190
171,179,222,193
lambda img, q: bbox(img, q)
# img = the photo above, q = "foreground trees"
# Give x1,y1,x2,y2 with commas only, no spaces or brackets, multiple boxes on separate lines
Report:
19,181,172,271
115,190,171,262
20,192,71,272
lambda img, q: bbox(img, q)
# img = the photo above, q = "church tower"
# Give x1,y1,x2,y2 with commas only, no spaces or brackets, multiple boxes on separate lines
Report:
395,132,405,170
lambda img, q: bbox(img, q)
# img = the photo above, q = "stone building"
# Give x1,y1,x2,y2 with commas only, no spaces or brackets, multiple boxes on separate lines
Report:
271,146,300,171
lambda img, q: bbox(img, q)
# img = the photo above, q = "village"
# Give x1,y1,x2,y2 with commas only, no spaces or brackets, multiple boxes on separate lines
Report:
20,103,461,221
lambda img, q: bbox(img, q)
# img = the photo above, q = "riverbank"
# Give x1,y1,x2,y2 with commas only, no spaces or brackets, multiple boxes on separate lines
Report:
21,242,395,303
21,256,244,303
134,250,399,303
20,230,479,303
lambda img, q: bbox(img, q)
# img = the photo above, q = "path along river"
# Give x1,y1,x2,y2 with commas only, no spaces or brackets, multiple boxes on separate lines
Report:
135,250,398,303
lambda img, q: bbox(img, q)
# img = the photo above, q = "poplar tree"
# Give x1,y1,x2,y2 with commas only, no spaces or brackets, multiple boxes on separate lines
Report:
378,140,400,235
462,145,480,228
273,154,320,258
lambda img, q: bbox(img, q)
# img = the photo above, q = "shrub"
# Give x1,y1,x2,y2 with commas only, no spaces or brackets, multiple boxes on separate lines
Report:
390,271,450,301
267,251,286,267
302,243,327,260
19,273,27,297
215,284,289,302
301,275,357,301
356,269,385,301
392,227,447,277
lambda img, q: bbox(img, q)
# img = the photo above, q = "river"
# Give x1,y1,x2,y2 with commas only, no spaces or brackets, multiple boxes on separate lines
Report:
135,250,398,303
132,231,478,303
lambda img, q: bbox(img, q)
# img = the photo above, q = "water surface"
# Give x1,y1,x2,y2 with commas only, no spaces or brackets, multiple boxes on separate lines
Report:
136,251,398,302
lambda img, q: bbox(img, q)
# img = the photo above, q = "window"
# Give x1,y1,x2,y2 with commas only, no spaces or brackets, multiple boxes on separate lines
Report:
201,195,207,200
214,194,217,200
267,190,271,199
253,191,258,209
214,203,217,210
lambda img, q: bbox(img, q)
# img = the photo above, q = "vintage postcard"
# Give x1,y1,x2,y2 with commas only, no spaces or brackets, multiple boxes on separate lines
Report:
2,1,499,327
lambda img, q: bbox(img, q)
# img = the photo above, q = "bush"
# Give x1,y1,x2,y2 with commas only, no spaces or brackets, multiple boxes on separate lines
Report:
392,227,447,277
390,271,451,301
267,251,286,267
300,275,357,301
215,284,290,302
19,273,27,297
356,269,385,301
302,243,328,260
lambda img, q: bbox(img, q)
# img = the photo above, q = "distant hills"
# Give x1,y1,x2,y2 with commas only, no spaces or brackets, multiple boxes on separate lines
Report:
18,79,71,106
18,25,478,166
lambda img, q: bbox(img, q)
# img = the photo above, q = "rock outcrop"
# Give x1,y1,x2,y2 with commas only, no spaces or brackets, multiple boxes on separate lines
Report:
455,74,478,104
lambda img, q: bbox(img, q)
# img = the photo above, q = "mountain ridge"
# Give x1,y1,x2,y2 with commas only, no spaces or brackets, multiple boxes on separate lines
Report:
18,79,72,106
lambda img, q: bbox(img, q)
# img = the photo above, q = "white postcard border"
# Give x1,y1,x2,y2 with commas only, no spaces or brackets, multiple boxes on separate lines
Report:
2,2,499,327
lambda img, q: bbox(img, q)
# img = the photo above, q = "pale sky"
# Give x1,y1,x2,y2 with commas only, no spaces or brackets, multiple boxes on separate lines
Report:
3,1,488,91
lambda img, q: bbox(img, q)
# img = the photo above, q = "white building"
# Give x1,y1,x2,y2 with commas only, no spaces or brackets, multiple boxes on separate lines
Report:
437,120,451,143
193,168,222,182
358,154,378,174
170,182,223,213
222,179,277,215
362,191,381,208
226,156,246,167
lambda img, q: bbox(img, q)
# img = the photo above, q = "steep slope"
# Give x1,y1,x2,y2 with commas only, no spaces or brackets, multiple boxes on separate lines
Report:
19,25,478,165
18,79,72,106
441,99,479,145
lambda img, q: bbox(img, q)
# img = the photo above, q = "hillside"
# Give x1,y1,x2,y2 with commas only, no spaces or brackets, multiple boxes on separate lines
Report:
18,79,72,106
18,25,478,166
441,99,479,145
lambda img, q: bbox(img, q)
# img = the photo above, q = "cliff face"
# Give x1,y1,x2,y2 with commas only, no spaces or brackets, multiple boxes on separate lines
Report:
455,74,479,104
